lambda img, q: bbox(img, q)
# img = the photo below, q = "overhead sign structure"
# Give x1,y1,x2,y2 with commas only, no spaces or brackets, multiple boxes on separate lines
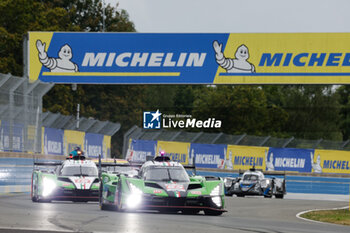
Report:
28,32,350,84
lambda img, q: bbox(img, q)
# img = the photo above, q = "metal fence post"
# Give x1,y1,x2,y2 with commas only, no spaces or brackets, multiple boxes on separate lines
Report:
234,133,246,145
282,137,294,148
9,78,25,151
259,136,271,147
211,132,223,144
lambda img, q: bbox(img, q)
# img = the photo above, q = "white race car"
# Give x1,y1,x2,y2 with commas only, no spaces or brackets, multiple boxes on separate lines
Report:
224,168,286,198
31,157,100,202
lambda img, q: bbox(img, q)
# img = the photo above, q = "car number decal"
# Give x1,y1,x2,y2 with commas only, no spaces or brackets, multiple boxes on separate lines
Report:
165,184,185,191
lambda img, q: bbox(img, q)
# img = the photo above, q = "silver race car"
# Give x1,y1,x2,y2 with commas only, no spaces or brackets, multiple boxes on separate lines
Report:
224,168,286,198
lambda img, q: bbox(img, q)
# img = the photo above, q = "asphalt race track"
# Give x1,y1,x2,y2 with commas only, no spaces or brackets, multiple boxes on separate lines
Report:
0,194,349,233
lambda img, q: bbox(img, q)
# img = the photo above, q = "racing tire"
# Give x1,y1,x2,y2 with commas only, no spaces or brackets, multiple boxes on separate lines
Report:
38,198,52,203
31,194,38,202
204,209,223,216
100,203,117,211
182,209,200,215
100,203,109,211
264,195,272,198
275,194,284,199
31,186,38,202
236,194,245,197
99,181,103,205
116,182,123,212
31,174,38,202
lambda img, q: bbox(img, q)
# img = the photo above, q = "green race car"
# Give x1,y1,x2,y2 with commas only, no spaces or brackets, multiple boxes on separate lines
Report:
31,157,100,202
99,155,226,215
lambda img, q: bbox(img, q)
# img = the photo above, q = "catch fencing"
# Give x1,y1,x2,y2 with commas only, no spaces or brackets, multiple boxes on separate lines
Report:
0,73,120,157
0,74,54,153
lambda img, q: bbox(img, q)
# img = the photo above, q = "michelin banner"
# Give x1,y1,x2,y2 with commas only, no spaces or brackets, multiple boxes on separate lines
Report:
266,147,313,173
126,139,157,162
84,133,104,158
42,127,64,155
157,141,189,165
103,135,111,158
63,130,85,156
189,143,227,168
227,145,268,170
28,32,350,84
313,149,350,174
0,121,24,152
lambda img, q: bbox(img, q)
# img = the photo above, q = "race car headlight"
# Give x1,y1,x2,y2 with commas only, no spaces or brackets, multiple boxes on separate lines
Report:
42,177,56,197
127,183,143,208
261,179,270,188
210,185,222,207
224,178,232,187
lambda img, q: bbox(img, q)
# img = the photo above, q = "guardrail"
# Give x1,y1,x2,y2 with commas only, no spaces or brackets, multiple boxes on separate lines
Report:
0,152,64,194
196,169,350,195
1,152,350,195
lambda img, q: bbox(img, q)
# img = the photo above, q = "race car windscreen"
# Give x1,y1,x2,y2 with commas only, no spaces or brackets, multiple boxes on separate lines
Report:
60,166,98,177
243,174,259,181
144,167,190,182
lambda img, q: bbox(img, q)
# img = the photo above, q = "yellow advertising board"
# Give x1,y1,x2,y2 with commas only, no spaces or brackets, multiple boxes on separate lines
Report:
41,127,44,154
156,141,190,165
227,145,268,170
313,149,350,174
64,130,85,156
103,135,111,158
214,33,350,84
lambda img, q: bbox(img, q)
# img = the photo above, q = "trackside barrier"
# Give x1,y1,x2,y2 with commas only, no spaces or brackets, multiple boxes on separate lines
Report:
196,170,350,195
1,151,350,195
127,139,350,175
0,152,64,194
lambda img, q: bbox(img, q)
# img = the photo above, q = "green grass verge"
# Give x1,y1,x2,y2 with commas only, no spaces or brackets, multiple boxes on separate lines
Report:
301,209,350,225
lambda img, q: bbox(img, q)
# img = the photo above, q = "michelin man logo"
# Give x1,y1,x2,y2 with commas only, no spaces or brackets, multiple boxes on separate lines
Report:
311,152,322,173
265,150,274,171
213,40,255,73
36,40,79,72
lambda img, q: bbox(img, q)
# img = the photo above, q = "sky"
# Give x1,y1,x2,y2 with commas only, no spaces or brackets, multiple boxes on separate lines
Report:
105,0,350,33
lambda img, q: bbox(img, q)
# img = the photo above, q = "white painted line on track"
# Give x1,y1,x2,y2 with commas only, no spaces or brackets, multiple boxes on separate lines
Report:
296,206,349,225
0,226,72,232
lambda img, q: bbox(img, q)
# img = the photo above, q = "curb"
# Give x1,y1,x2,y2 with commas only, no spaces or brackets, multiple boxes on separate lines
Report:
296,206,349,225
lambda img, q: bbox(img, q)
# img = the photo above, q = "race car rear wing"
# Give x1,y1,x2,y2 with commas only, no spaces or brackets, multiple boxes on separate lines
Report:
238,168,286,178
263,170,286,179
97,155,141,174
33,161,63,166
33,161,62,173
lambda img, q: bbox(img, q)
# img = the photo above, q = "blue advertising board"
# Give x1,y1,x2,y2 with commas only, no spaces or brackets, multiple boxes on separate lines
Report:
126,139,157,162
84,133,104,158
0,121,23,152
266,147,313,172
190,143,227,168
43,127,64,155
29,32,228,84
